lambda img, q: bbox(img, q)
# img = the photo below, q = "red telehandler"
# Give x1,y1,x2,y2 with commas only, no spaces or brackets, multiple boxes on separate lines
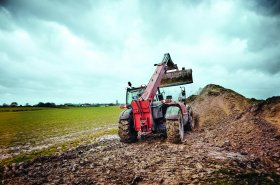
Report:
118,53,193,143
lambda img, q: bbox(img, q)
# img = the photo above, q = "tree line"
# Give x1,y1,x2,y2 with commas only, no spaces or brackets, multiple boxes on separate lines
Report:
1,102,118,108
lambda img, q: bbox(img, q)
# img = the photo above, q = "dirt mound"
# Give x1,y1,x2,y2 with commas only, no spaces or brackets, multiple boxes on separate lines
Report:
186,84,254,127
186,84,279,129
186,84,280,175
248,96,280,130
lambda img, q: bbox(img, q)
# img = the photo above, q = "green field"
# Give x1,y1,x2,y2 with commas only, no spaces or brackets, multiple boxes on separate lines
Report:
0,106,122,164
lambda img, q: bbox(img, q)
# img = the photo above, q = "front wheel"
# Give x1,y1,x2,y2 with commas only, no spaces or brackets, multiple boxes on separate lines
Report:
118,119,138,143
166,112,184,144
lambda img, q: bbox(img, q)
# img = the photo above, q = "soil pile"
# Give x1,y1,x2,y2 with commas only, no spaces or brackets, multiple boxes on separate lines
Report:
187,84,280,174
1,84,280,184
186,84,253,127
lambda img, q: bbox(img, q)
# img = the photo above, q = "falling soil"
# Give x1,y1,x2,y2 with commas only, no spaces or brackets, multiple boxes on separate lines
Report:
1,84,280,184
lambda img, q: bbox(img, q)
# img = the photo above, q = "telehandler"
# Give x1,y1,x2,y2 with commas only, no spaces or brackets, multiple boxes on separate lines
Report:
118,53,193,143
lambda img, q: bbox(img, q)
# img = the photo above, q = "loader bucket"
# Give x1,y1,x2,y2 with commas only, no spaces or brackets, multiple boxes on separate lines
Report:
160,69,193,87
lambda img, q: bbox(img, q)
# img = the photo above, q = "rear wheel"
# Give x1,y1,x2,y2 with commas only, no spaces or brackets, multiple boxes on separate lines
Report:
184,116,194,131
118,118,138,143
166,112,184,144
184,106,195,131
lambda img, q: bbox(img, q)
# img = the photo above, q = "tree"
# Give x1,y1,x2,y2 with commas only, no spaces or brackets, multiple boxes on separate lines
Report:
36,102,56,107
10,102,18,107
36,102,45,107
45,102,56,107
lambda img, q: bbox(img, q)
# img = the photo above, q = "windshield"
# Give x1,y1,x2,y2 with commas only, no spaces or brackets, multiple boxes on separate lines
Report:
126,87,145,105
159,86,184,101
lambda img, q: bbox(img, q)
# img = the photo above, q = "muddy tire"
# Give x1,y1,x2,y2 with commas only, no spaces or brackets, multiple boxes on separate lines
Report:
118,119,138,143
166,113,184,144
184,116,195,131
184,106,195,131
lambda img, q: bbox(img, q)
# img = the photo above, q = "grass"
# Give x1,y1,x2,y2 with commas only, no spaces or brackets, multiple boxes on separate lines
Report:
0,106,122,164
1,128,118,165
0,106,121,147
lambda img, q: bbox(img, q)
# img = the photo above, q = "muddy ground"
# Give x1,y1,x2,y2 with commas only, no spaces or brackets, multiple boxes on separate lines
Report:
1,84,280,184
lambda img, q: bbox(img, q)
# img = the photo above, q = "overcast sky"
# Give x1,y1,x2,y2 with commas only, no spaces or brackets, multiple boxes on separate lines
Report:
0,0,280,105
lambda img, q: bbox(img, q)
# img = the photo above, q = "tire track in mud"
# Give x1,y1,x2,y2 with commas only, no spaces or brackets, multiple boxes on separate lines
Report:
0,126,116,161
2,128,279,184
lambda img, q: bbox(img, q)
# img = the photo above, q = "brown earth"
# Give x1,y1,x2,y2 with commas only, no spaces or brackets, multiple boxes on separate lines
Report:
1,84,280,184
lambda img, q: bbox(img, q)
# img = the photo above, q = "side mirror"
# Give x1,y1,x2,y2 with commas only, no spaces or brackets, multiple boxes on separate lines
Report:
182,90,186,97
180,86,186,97
120,104,128,109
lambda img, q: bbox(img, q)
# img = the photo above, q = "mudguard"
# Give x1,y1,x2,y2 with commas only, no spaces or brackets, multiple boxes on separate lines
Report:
165,106,181,120
119,109,132,121
165,105,189,123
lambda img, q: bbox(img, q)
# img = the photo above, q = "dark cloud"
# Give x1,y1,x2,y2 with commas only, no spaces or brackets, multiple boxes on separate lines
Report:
0,0,124,51
252,0,280,16
261,56,280,74
0,0,8,6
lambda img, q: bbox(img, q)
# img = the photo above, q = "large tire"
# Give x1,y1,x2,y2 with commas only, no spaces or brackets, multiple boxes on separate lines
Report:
166,112,184,144
184,106,194,131
184,114,195,131
184,120,194,131
118,119,138,143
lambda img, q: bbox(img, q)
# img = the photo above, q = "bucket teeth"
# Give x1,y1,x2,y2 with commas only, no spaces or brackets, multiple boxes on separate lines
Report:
160,69,193,87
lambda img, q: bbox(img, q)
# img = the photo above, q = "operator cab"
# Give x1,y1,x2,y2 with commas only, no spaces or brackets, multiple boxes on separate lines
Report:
125,81,187,108
126,86,145,106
